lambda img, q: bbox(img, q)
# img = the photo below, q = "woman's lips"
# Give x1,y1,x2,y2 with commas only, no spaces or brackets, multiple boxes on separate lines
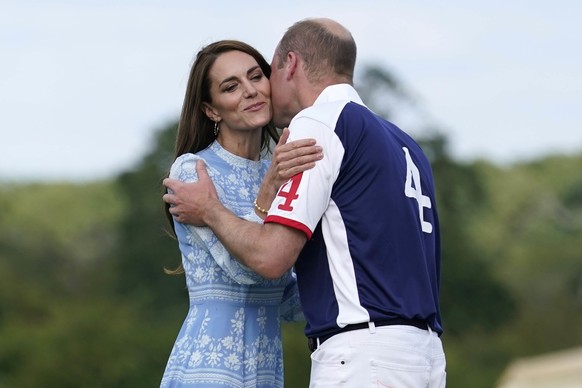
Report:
244,102,266,112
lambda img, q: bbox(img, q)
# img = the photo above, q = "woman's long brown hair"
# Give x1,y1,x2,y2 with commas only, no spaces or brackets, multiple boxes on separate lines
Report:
164,40,279,274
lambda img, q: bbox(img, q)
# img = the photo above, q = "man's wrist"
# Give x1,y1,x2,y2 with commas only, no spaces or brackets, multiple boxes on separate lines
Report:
204,198,227,227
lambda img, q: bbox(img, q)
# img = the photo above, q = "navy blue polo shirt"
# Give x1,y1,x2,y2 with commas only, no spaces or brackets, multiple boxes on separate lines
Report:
265,84,443,338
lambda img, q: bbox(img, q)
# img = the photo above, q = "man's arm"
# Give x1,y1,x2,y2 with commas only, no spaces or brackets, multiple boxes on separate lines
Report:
164,160,307,279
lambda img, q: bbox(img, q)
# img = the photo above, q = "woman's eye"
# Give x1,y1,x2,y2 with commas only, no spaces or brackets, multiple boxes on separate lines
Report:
251,73,263,81
224,84,237,92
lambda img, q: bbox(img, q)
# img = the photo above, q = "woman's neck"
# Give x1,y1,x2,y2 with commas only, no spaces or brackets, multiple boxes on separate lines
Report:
216,130,262,161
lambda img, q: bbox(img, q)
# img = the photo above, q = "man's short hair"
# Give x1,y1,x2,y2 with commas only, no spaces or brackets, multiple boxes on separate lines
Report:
276,18,357,84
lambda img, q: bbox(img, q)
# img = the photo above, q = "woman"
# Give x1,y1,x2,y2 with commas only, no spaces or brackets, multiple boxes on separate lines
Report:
160,40,321,387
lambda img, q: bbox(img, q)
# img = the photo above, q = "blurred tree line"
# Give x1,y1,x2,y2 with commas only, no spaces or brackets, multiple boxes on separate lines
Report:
1,64,581,387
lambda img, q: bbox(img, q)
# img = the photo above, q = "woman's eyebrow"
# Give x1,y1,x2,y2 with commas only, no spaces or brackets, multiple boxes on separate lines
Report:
219,66,261,86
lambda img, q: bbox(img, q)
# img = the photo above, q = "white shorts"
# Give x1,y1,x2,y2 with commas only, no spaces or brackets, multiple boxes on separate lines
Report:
309,323,446,388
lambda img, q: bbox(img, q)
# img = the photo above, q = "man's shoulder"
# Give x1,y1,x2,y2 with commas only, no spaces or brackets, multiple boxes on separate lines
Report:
294,99,352,127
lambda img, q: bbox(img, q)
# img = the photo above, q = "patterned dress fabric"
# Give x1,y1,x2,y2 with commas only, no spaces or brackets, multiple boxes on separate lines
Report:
160,141,303,388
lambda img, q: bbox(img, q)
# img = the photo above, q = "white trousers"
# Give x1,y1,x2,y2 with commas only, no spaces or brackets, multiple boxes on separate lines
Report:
309,324,446,387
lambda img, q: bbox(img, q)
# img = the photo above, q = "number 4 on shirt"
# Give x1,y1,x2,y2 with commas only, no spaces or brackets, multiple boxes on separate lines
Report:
277,172,303,211
403,147,433,233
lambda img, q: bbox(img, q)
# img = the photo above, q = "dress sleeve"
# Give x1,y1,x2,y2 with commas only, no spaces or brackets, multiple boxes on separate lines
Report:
169,154,264,285
279,270,305,322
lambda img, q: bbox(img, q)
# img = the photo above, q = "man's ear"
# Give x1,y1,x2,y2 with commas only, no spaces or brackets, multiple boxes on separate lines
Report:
286,51,299,80
202,102,220,122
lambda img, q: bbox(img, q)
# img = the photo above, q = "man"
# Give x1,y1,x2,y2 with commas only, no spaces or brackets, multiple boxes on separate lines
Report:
164,17,446,387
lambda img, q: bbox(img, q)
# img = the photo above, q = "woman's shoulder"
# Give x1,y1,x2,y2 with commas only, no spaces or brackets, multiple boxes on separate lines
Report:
173,152,205,164
169,153,202,180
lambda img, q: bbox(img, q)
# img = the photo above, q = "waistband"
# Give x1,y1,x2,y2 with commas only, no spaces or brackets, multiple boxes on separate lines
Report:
307,318,429,352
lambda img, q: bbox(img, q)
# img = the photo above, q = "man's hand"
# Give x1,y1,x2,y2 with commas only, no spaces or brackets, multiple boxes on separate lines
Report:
162,160,219,225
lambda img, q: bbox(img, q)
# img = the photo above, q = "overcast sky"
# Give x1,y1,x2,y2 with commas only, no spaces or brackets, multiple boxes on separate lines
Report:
1,0,581,181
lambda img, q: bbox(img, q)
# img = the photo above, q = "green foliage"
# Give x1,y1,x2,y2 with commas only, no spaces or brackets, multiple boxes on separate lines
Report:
111,122,186,308
107,122,189,381
0,181,124,302
0,298,173,387
471,156,582,361
413,135,517,387
282,323,311,387
0,181,173,387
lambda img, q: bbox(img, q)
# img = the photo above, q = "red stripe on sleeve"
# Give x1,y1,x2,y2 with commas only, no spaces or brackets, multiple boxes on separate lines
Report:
264,215,313,239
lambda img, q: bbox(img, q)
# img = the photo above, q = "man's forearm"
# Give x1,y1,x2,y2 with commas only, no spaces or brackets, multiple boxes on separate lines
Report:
163,159,307,278
203,199,263,269
203,199,303,279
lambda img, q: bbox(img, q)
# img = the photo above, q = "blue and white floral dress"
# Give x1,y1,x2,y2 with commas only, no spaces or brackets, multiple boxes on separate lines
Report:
160,141,303,388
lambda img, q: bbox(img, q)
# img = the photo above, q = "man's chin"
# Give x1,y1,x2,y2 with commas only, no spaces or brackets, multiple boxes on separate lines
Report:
274,118,291,130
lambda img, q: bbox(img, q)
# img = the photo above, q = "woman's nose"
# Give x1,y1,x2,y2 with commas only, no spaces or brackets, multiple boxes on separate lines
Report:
242,82,258,98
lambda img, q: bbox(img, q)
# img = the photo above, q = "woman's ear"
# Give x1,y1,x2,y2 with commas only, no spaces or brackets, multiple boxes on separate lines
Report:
202,102,220,122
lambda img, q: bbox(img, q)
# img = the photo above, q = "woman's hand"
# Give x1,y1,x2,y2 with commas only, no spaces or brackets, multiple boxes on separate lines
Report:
271,127,323,185
255,128,323,218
